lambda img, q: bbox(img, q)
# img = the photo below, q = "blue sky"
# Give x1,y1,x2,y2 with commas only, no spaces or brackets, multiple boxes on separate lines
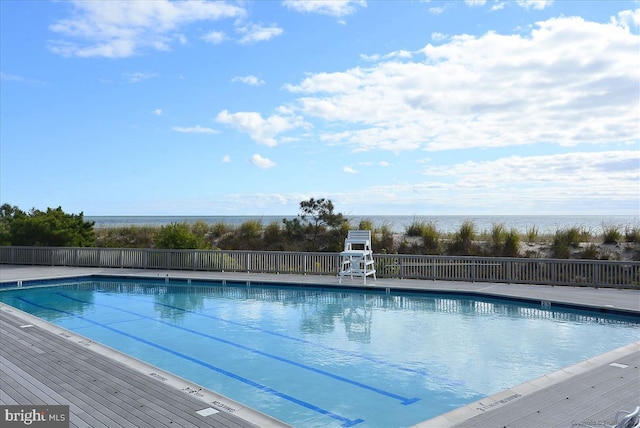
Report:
1,0,638,216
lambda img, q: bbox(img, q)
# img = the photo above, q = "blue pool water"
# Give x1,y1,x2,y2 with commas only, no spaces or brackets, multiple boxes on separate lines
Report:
1,277,638,428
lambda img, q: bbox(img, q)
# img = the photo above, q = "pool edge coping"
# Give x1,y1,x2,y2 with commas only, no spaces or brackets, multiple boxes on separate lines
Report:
410,340,640,427
0,302,292,428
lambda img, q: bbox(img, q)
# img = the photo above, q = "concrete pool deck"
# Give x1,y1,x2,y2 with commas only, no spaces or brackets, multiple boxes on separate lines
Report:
1,265,639,427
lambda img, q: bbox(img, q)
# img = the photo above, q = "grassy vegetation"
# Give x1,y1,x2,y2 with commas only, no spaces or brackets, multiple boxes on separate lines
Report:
6,202,637,260
92,219,640,261
602,224,622,244
624,225,640,243
447,220,478,255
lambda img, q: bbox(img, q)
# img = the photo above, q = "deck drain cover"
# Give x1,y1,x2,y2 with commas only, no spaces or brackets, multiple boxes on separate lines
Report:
196,407,219,417
609,363,628,369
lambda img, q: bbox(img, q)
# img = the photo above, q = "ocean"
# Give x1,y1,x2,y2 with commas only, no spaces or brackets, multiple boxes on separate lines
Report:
87,215,639,235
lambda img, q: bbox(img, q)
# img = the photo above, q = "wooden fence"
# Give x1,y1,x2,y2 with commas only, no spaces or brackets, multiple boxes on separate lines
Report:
1,246,638,288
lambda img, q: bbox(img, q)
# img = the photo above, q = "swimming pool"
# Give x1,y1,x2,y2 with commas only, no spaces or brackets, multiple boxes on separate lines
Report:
1,276,638,427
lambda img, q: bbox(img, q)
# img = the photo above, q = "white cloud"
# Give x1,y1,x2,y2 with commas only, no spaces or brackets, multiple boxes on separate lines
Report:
516,0,553,10
431,32,449,42
216,110,308,146
611,9,640,31
361,50,413,62
343,166,357,174
283,15,639,153
172,125,218,134
0,71,45,85
124,72,157,83
329,150,638,214
423,150,639,185
250,154,276,168
48,0,245,58
231,75,265,86
202,30,226,44
152,108,163,116
465,0,487,6
282,0,366,17
411,150,640,211
222,155,231,163
237,23,283,44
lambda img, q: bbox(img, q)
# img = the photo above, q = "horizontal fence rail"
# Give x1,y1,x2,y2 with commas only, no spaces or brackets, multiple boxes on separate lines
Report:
1,246,638,288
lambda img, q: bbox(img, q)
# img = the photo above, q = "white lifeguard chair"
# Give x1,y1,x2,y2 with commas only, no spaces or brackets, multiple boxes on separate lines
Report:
338,230,376,284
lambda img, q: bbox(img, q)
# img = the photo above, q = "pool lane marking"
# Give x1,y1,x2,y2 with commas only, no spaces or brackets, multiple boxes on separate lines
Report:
16,297,364,428
55,292,420,406
108,292,463,387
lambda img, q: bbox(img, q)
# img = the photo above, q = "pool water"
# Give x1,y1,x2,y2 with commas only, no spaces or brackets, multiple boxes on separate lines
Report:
1,277,638,427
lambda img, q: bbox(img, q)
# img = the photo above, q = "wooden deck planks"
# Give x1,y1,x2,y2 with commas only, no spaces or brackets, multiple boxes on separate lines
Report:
447,349,640,428
0,310,261,428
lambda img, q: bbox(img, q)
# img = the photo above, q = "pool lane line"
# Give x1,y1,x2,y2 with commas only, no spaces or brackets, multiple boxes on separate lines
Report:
16,297,364,428
107,291,464,387
55,292,420,406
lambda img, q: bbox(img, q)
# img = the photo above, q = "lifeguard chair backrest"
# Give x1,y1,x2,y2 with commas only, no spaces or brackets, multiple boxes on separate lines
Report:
344,230,372,251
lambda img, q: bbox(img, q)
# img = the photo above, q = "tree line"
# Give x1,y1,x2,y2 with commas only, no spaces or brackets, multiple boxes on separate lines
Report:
0,199,355,252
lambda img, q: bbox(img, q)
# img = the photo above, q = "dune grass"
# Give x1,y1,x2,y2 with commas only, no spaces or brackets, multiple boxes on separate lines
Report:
93,219,640,260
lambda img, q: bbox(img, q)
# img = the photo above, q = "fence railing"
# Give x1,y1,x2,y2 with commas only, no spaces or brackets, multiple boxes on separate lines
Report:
1,246,638,288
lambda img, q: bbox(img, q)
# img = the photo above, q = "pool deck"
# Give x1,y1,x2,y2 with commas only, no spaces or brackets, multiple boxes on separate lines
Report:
1,265,639,428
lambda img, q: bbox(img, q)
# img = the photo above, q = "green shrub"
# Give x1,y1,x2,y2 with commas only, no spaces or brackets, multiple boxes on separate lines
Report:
624,226,640,243
210,222,232,238
3,205,95,247
503,229,520,257
374,224,395,254
95,225,157,248
237,220,263,249
156,222,203,249
190,221,210,238
551,228,586,259
487,224,520,257
406,218,428,237
263,221,283,250
358,219,374,231
602,224,622,244
459,220,476,242
421,222,440,254
490,223,507,255
565,227,583,248
580,243,599,259
447,220,477,255
526,226,538,243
